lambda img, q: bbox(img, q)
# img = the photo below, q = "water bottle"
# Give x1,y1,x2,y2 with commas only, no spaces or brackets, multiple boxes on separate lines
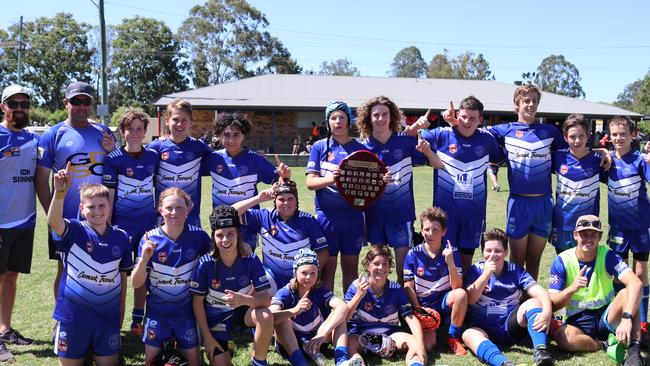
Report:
304,341,328,366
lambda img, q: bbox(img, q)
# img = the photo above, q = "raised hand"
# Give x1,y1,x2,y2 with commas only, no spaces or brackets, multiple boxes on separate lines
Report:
141,232,157,259
292,290,312,316
571,265,589,292
53,161,72,193
442,101,459,127
483,259,497,276
258,188,276,202
101,130,116,152
416,129,433,156
442,240,454,264
275,154,291,181
224,289,245,308
354,274,369,296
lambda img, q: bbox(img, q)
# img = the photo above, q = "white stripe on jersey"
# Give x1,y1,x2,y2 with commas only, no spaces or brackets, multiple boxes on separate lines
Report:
292,310,323,334
504,136,554,165
414,275,452,297
204,283,254,310
157,158,202,189
609,176,642,202
210,172,258,203
149,259,198,297
556,174,600,203
384,157,413,193
353,309,400,330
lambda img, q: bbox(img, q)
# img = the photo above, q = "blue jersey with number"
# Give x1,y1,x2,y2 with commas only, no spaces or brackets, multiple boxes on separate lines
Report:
103,147,159,228
244,209,328,289
604,150,650,230
344,280,413,335
202,148,277,209
359,133,427,225
421,127,503,220
403,244,462,309
0,125,39,228
190,253,270,329
38,121,118,219
306,138,366,218
147,137,211,225
552,149,602,231
272,285,335,336
137,225,211,317
54,220,133,328
487,122,566,195
465,260,536,327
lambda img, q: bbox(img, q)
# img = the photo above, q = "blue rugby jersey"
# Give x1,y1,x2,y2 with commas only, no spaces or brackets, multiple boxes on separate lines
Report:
0,125,39,228
202,148,277,209
272,285,335,336
147,137,211,225
548,248,630,293
552,149,602,231
190,253,270,331
464,260,536,328
604,150,650,230
53,220,133,328
306,138,366,218
137,225,211,317
421,127,503,220
344,280,412,335
38,121,118,219
244,209,328,289
103,147,158,228
403,244,462,309
359,132,427,225
488,122,566,195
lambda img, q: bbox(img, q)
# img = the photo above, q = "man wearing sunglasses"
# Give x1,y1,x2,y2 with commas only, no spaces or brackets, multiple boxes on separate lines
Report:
0,85,40,362
35,81,118,306
548,215,644,366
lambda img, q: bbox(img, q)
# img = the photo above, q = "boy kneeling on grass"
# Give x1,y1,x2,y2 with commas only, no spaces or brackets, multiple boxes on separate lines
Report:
48,163,133,366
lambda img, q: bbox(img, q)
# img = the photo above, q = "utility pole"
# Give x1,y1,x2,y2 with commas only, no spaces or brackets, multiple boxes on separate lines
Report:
17,16,23,83
98,0,109,124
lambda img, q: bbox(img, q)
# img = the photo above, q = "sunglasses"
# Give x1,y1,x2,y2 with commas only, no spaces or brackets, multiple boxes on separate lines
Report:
576,219,601,230
68,98,93,106
4,100,30,109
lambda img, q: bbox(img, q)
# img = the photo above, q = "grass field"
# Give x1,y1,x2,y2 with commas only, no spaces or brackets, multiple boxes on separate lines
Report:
6,167,637,365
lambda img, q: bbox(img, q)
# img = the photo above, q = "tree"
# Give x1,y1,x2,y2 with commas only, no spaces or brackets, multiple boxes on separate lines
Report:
318,58,360,76
614,79,643,111
529,55,585,98
255,38,302,75
112,16,188,114
1,13,93,109
390,46,427,78
178,0,294,84
427,50,495,80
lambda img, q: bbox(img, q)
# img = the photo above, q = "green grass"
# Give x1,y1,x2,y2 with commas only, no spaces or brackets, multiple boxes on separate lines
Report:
6,168,630,365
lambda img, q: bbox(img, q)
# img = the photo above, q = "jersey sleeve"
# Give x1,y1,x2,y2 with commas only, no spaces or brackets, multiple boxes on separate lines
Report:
344,282,358,302
271,286,292,309
190,260,209,295
641,154,650,182
200,151,213,177
256,153,278,184
199,231,212,256
58,219,78,253
452,248,463,276
464,263,483,287
486,124,507,145
420,128,439,152
605,250,632,280
516,265,537,291
118,231,134,272
308,216,328,252
548,256,568,293
551,126,569,150
249,255,271,291
242,209,263,233
402,250,416,282
396,286,413,318
102,155,118,188
408,135,427,166
306,141,323,175
37,127,56,169
488,136,505,164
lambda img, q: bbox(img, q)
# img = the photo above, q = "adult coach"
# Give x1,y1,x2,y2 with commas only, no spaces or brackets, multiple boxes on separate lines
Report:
549,215,644,366
36,81,117,301
0,85,39,361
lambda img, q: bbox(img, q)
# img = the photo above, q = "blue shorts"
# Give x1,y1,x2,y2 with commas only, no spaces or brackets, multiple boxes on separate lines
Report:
209,307,249,342
143,316,199,349
608,226,650,257
506,195,553,239
565,304,615,341
317,214,365,256
444,218,484,250
467,306,527,347
54,321,120,358
367,221,413,248
550,228,577,252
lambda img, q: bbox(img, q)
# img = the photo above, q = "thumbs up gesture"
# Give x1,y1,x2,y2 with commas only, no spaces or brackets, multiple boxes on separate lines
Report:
571,265,589,292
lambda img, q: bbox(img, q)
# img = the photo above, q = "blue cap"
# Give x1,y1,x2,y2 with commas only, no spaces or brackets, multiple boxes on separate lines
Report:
325,100,353,127
292,248,319,274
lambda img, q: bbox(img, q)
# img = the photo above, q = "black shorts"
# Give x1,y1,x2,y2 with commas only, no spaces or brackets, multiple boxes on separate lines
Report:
48,231,62,260
0,228,35,274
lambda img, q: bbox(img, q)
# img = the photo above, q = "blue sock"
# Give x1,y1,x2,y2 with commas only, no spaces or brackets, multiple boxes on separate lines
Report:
334,346,349,365
251,358,267,366
449,323,462,339
408,362,424,366
477,340,508,366
526,308,547,348
288,350,308,366
131,308,144,326
642,286,649,323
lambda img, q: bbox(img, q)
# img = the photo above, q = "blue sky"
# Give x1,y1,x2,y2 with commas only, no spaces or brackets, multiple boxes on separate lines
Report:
2,0,649,103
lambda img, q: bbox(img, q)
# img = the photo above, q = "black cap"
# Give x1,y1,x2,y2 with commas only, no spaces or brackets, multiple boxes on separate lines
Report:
65,82,94,100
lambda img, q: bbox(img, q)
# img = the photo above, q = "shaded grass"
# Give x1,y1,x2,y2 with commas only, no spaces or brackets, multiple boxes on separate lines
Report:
8,168,629,365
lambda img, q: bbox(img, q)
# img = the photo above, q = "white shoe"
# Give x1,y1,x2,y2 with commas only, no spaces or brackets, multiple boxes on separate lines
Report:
339,356,365,366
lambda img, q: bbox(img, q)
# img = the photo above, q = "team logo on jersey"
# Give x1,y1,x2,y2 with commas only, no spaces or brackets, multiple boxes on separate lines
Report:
58,338,68,352
2,146,20,158
212,279,221,289
393,149,404,160
161,151,169,161
216,164,224,173
560,165,569,175
237,165,249,175
270,226,278,236
158,251,168,263
364,302,373,311
416,267,425,277
515,130,524,138
449,144,457,154
112,246,122,258
86,242,94,253
622,167,632,177
384,305,396,315
474,146,485,156
185,249,197,260
126,167,134,177
185,152,195,161
327,152,335,161
147,165,155,174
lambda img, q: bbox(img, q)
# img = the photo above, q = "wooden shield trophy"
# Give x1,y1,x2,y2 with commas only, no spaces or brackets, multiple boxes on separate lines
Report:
335,150,387,210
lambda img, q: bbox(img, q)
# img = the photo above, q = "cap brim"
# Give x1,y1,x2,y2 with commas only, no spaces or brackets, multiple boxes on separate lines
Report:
66,93,94,100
